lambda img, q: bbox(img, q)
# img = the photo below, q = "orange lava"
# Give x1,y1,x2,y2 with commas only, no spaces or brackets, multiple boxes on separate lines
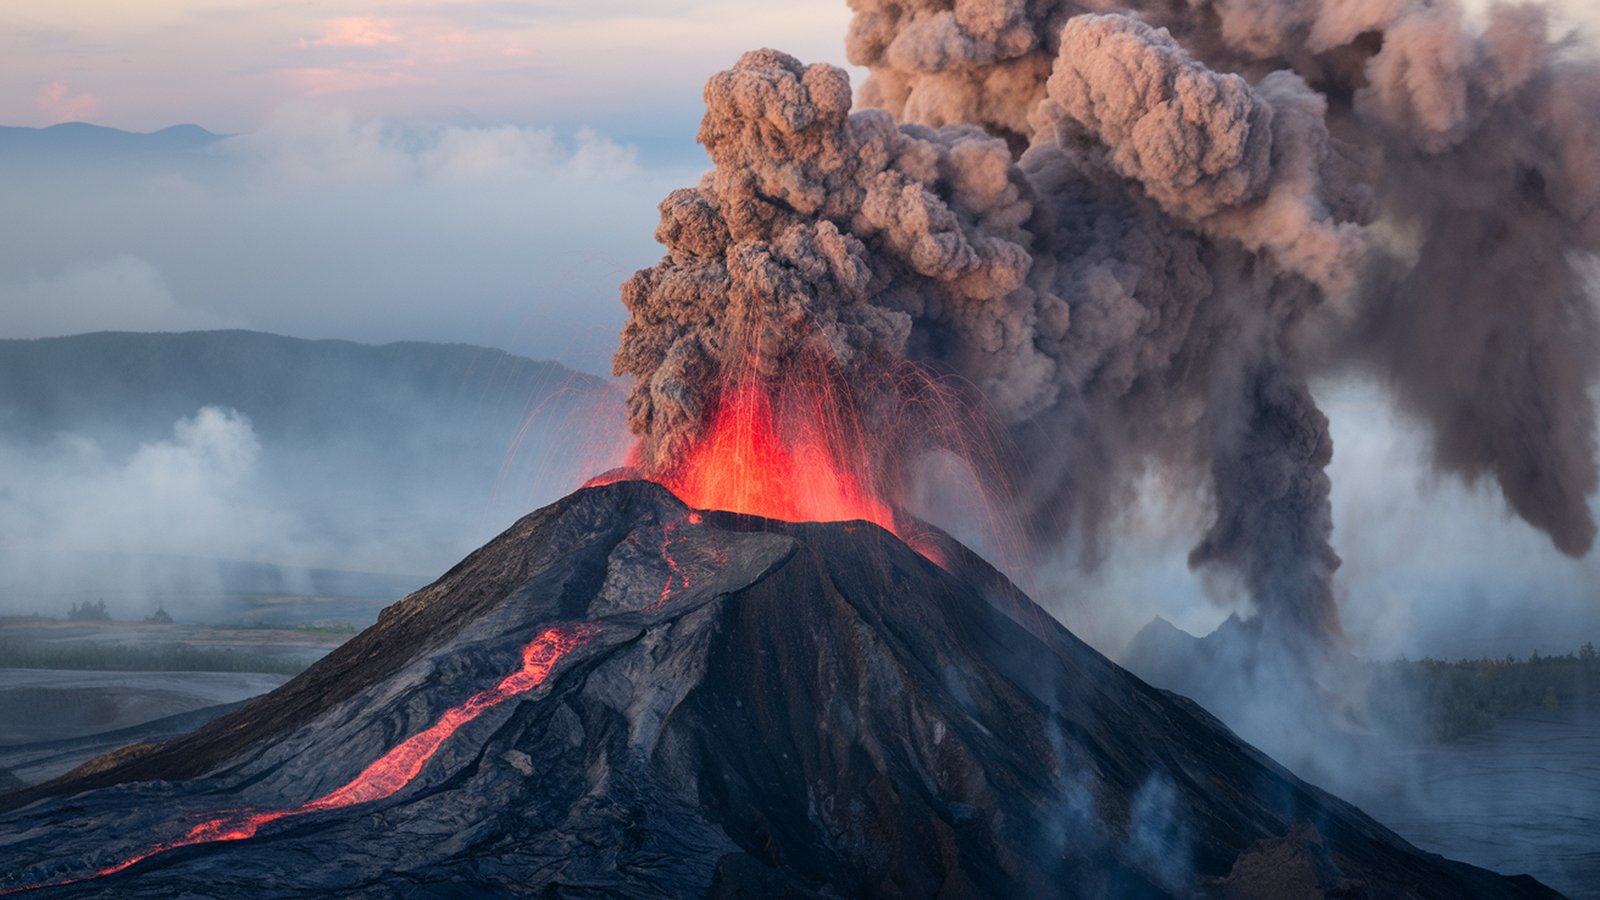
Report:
2,624,595,895
301,623,591,810
658,381,898,534
0,513,723,897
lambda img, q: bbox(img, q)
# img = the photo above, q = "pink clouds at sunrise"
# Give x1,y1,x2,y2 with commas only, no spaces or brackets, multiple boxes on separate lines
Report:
0,1,854,133
299,18,403,49
34,82,100,123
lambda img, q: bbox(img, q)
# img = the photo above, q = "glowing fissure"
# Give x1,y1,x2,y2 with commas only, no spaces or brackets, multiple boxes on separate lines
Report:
649,512,701,612
3,624,595,895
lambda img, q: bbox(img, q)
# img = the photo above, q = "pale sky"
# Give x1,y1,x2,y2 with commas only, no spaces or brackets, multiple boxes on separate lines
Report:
0,1,855,137
0,2,863,373
7,1,1596,136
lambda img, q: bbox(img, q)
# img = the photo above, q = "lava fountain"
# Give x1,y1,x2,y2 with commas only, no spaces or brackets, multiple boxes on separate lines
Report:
590,347,1019,575
652,377,897,532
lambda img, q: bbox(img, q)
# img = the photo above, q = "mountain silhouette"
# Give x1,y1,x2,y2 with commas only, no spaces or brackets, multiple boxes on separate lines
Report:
0,123,223,162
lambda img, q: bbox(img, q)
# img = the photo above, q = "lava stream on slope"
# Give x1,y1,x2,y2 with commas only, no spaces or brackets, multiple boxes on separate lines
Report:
2,625,595,895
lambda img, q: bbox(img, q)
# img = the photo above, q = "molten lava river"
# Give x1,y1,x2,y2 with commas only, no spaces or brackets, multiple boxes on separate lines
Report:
0,506,723,895
2,624,597,895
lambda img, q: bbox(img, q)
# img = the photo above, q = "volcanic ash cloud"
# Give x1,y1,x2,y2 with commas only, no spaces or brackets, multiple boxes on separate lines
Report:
613,0,1600,650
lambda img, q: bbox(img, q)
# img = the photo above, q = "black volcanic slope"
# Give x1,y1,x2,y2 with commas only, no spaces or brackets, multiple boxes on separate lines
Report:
0,482,1557,897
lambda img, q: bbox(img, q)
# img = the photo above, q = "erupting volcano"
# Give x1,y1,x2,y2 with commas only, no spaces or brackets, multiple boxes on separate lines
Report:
0,482,1560,896
609,0,1600,655
4,0,1598,893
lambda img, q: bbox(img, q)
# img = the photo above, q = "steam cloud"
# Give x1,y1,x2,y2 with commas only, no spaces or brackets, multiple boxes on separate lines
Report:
613,0,1600,648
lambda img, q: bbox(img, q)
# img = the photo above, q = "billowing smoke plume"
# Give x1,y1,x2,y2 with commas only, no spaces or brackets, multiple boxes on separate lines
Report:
614,0,1600,648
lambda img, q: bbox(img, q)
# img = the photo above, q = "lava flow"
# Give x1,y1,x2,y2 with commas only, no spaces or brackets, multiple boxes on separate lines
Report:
2,624,595,895
2,509,720,895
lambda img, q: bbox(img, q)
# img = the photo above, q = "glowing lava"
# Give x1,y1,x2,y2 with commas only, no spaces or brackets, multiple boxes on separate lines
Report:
582,374,973,569
648,512,702,612
1,509,723,896
647,381,899,535
2,624,595,895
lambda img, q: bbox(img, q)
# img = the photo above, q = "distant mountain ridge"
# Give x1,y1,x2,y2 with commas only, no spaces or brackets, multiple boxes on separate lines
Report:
0,123,225,161
0,330,627,607
0,330,602,450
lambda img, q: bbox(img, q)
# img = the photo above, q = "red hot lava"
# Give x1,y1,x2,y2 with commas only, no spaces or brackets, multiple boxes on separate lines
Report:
1,624,596,896
585,363,1016,574
2,510,720,896
664,382,897,532
590,374,909,544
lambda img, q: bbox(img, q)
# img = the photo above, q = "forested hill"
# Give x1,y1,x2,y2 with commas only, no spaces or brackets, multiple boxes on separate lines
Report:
0,330,603,451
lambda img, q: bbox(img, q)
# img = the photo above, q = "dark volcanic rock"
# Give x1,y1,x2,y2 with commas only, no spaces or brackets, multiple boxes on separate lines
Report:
0,700,251,790
0,482,1559,897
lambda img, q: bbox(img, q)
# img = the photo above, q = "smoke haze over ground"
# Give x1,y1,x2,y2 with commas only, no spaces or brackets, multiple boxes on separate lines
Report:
0,331,627,624
1044,378,1600,663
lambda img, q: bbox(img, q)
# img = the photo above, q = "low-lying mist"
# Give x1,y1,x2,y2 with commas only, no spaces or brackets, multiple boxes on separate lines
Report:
0,331,629,625
1026,375,1600,894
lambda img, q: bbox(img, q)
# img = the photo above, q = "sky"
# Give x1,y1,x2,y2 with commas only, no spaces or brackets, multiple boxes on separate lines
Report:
0,115,689,373
2,0,1596,374
0,2,867,374
5,0,1597,136
0,2,855,143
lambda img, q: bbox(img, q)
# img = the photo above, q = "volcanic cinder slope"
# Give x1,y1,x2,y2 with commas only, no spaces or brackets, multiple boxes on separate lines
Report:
0,482,1557,897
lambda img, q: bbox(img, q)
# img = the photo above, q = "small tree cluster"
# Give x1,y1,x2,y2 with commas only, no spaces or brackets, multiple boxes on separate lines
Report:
67,598,111,621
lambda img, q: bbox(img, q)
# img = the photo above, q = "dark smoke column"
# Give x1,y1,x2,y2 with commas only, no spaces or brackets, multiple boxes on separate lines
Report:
615,0,1600,650
612,48,1038,476
846,0,1600,555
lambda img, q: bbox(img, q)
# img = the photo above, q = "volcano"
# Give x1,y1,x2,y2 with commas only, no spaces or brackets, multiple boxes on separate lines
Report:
0,481,1557,897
